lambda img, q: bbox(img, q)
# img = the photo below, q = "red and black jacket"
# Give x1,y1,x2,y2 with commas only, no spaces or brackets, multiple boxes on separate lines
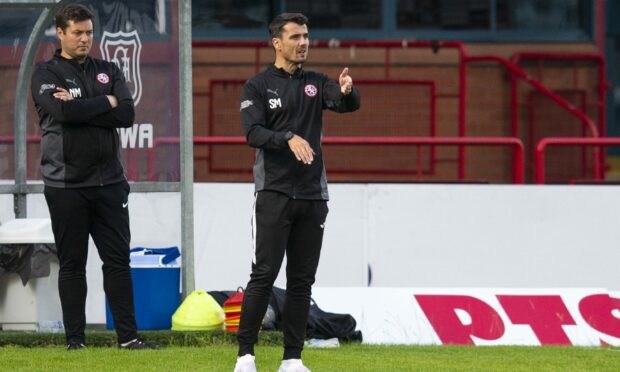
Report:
240,64,360,200
31,49,134,188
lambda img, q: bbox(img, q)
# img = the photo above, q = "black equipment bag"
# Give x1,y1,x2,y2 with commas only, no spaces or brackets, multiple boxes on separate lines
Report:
269,286,362,342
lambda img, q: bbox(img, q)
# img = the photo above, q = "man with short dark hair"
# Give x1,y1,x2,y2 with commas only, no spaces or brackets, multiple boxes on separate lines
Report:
235,12,360,372
30,4,156,350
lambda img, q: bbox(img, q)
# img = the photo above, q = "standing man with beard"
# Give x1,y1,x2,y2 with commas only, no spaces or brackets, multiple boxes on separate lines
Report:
234,13,360,372
30,4,156,350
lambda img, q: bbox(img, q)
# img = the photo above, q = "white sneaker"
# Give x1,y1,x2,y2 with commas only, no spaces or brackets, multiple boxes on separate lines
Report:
278,359,311,372
234,354,257,372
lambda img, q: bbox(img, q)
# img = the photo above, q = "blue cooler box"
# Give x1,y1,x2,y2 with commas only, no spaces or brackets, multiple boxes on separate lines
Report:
106,247,181,330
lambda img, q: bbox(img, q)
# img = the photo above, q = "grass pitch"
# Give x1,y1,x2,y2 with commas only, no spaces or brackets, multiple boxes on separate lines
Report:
1,344,619,371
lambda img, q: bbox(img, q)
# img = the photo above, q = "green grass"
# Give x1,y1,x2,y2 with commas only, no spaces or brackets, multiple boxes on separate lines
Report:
1,343,619,371
0,330,283,348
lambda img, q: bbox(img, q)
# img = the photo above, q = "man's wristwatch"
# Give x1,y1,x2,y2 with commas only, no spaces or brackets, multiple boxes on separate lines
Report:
284,131,294,141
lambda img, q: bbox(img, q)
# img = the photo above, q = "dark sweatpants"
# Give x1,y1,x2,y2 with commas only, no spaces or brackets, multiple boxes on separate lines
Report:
237,190,328,360
44,181,138,344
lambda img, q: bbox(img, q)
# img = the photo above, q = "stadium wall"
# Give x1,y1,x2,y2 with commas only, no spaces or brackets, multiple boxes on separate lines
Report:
1,183,619,325
190,42,603,183
1,42,603,184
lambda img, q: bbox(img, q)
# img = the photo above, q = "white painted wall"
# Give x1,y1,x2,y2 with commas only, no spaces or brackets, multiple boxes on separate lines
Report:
364,185,620,288
310,287,620,345
1,183,619,324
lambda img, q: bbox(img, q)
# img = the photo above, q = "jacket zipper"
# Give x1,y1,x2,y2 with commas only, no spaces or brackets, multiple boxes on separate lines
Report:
290,73,298,199
82,68,104,186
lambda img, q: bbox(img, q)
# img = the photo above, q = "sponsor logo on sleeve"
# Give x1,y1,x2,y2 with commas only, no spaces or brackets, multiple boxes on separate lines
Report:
39,83,56,95
240,100,254,111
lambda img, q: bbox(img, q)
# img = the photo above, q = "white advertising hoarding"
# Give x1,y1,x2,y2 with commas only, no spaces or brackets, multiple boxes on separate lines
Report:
311,287,620,346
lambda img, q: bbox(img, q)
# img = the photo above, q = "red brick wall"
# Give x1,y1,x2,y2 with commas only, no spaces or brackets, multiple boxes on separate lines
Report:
193,42,600,183
1,42,599,183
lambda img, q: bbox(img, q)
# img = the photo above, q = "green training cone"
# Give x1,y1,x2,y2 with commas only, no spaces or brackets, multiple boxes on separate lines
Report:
171,290,225,331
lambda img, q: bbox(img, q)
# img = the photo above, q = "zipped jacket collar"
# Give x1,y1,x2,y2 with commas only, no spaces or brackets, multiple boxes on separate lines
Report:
268,63,304,78
53,48,92,69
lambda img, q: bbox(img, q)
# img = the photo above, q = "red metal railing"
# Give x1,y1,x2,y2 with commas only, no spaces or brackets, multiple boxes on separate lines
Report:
511,52,607,178
0,135,41,143
149,136,525,184
465,55,599,138
3,42,605,185
526,89,589,180
194,40,605,181
536,137,620,184
511,52,606,136
464,54,601,180
193,40,469,179
207,79,438,175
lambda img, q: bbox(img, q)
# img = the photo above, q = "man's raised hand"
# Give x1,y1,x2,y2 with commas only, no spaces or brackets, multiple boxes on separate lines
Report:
339,67,353,95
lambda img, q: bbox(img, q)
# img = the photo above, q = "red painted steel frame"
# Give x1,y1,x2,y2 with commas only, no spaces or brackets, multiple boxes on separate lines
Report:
0,135,523,184
7,42,600,185
535,138,620,184
526,89,588,179
148,136,525,184
193,40,469,179
465,54,601,180
466,55,599,138
0,135,41,143
321,136,524,184
195,41,605,182
208,79,437,175
0,135,139,180
511,52,607,178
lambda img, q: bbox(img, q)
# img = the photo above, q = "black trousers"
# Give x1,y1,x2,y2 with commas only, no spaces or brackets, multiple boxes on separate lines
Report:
44,181,138,344
237,190,328,360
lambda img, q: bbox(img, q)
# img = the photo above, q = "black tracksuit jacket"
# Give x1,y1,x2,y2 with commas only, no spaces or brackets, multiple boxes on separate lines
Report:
31,49,134,188
240,64,361,200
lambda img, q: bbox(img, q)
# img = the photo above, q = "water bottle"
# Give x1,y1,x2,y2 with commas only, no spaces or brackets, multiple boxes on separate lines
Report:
37,320,64,333
305,337,340,348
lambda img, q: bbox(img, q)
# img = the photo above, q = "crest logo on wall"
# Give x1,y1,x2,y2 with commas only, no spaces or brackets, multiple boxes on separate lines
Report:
99,30,143,106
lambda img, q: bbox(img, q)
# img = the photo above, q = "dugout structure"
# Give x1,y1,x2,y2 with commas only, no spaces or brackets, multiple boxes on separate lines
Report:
0,0,195,296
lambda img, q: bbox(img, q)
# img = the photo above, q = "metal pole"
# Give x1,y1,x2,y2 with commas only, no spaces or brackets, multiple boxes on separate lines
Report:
179,0,195,297
13,2,65,218
13,9,50,218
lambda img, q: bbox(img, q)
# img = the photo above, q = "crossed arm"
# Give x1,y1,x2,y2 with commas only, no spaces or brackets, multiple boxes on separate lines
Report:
31,66,134,128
